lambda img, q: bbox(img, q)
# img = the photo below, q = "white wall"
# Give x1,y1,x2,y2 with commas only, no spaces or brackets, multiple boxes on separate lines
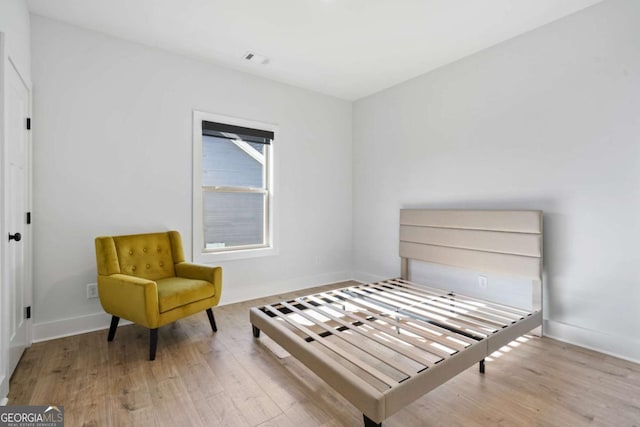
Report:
0,0,31,402
353,0,640,363
30,16,352,339
0,0,31,81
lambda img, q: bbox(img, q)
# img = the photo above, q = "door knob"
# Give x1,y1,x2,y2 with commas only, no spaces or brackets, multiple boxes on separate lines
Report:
8,232,22,242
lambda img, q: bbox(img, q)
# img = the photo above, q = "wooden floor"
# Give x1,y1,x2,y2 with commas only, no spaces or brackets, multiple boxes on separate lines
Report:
9,281,640,427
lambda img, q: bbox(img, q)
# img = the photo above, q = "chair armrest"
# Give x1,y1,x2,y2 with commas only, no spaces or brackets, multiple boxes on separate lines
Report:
97,274,159,328
175,263,222,304
175,263,221,283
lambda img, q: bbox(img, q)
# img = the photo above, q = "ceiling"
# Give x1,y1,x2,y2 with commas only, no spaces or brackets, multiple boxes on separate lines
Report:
27,0,603,100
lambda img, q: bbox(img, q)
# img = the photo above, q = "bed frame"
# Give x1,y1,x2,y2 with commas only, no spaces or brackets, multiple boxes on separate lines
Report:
250,209,543,426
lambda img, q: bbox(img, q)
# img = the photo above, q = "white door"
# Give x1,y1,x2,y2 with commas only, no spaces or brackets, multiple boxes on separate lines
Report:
5,58,31,379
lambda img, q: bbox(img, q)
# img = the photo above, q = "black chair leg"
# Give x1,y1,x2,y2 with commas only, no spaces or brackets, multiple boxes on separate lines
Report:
206,308,218,332
149,328,158,361
107,316,120,342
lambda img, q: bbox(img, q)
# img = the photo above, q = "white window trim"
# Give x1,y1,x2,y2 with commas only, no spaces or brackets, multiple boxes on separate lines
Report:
192,110,277,263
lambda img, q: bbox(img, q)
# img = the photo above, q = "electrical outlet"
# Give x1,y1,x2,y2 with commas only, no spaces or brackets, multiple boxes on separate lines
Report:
86,283,98,299
478,275,488,290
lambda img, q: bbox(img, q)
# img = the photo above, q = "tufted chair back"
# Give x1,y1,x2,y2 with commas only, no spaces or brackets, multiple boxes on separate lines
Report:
95,231,186,281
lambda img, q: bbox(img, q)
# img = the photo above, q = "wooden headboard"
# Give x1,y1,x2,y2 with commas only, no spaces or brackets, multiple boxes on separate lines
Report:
399,209,543,281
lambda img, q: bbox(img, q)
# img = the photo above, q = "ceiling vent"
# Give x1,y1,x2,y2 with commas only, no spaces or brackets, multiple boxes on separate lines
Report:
243,51,270,65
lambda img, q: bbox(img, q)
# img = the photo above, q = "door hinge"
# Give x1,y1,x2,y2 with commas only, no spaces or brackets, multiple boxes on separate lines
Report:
25,306,31,319
26,212,31,225
26,117,31,130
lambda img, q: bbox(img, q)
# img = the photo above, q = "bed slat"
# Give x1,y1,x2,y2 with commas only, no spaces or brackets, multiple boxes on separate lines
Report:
367,283,510,327
326,290,476,348
264,302,399,387
304,295,453,361
292,298,438,369
392,279,531,316
381,281,521,324
357,285,495,338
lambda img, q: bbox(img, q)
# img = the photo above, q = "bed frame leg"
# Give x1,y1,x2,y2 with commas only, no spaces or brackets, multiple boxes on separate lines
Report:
479,359,485,374
363,414,381,427
252,325,261,338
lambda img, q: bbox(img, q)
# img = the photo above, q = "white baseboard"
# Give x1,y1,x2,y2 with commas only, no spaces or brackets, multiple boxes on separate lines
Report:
32,312,132,343
544,319,640,365
219,270,354,306
352,270,386,284
32,271,353,343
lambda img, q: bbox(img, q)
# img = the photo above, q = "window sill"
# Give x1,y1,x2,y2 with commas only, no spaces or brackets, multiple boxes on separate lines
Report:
195,246,277,263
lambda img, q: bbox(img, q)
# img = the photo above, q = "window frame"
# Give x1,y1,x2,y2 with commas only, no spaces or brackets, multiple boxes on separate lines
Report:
192,110,277,262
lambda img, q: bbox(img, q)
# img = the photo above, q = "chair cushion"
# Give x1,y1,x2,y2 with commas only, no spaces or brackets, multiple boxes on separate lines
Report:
156,277,215,313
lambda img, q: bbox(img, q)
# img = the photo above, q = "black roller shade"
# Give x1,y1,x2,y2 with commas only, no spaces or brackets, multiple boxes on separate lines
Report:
202,120,273,145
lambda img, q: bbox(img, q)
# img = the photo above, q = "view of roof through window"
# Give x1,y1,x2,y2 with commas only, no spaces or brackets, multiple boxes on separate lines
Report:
202,136,267,249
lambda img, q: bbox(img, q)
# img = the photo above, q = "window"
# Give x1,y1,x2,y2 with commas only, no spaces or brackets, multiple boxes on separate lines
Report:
193,111,275,261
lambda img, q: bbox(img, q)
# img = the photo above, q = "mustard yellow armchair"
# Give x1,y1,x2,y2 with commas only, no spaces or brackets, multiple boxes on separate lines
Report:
94,231,222,360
